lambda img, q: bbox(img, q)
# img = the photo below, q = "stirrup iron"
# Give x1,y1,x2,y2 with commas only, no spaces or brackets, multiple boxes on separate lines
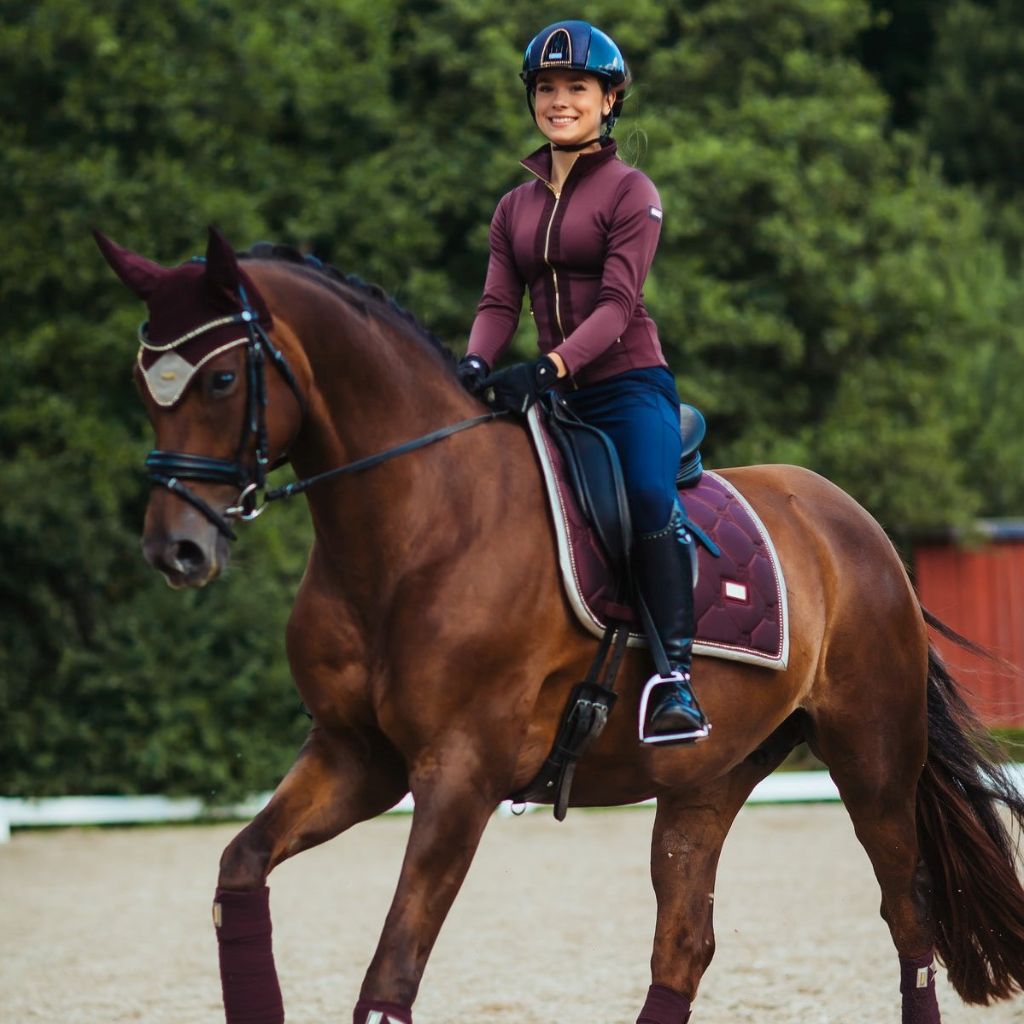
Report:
638,672,711,745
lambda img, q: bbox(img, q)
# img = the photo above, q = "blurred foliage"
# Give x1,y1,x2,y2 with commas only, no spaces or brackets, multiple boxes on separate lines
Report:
1,0,1021,796
920,0,1024,202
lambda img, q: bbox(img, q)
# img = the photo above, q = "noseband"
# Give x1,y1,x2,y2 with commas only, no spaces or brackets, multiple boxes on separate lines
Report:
143,285,306,540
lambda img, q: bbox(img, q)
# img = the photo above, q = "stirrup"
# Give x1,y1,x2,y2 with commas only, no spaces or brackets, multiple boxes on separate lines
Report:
638,672,711,745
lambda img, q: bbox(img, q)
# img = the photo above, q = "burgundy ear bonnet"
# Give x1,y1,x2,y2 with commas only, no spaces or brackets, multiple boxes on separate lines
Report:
94,228,272,407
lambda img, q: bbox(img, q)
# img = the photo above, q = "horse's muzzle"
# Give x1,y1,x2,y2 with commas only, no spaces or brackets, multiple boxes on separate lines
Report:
143,530,228,588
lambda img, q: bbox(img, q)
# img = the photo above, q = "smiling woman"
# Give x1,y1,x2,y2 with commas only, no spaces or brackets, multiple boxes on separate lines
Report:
459,20,712,749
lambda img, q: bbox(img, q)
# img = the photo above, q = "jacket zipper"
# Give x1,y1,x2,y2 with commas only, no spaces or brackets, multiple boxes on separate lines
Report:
522,161,570,345
542,184,567,343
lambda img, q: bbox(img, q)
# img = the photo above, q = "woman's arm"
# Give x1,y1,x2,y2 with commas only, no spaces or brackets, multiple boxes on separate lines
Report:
467,194,525,367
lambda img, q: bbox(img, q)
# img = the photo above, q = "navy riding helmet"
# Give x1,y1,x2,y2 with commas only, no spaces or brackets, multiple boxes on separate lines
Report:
520,20,630,136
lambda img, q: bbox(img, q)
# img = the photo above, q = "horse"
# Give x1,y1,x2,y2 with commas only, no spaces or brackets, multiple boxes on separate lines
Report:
95,227,1024,1024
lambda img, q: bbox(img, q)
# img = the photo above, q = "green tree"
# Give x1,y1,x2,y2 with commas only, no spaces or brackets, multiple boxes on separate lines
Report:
921,0,1024,199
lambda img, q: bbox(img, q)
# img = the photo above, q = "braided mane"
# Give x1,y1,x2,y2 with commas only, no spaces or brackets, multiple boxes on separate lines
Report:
239,242,456,368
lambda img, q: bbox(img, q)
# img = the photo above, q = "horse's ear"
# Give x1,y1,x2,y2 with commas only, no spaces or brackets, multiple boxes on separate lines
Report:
204,226,241,291
92,229,166,299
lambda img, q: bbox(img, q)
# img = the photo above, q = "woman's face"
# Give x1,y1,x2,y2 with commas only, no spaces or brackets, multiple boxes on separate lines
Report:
533,70,614,148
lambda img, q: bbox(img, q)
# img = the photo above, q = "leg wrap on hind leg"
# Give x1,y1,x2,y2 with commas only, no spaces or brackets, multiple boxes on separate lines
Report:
353,998,413,1023
899,953,940,1024
213,886,284,1024
636,984,692,1023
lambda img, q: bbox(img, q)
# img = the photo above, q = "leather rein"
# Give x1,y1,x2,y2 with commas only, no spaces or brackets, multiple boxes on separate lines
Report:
143,287,505,540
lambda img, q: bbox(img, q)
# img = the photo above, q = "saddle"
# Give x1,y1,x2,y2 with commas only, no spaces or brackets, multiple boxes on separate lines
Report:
513,397,716,818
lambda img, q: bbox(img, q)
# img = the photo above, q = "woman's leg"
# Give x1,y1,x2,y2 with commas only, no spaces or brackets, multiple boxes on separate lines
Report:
563,372,709,742
563,370,682,533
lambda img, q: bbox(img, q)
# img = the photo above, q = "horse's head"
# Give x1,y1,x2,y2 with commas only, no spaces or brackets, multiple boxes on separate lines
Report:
96,227,305,588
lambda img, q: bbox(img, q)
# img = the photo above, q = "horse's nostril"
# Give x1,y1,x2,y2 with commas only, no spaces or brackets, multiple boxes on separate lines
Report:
170,539,207,574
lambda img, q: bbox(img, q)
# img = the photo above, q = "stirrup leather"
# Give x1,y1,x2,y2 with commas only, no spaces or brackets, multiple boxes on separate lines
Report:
638,672,711,744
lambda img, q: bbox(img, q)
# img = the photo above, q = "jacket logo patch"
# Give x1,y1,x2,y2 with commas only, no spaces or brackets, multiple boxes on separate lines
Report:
649,206,663,221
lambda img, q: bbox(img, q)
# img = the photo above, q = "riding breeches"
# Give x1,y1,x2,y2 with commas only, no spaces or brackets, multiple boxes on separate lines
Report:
561,366,684,534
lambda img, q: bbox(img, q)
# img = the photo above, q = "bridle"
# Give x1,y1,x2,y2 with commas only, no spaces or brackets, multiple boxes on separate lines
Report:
143,285,305,540
143,283,504,540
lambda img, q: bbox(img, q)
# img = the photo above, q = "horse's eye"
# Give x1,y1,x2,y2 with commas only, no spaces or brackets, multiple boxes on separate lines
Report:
210,370,236,394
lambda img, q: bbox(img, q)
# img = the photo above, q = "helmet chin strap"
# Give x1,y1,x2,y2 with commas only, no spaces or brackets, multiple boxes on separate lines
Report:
551,137,603,152
550,112,617,152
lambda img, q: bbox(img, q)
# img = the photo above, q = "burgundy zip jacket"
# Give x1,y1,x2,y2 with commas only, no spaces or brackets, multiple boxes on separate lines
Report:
467,138,668,387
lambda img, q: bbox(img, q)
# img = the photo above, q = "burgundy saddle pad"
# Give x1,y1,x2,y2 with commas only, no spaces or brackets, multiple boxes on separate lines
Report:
527,408,790,669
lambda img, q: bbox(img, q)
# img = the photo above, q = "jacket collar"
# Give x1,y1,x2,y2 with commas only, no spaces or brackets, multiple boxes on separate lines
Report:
520,137,618,187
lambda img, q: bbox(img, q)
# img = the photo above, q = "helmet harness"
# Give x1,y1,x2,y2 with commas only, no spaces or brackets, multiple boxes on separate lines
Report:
520,21,630,152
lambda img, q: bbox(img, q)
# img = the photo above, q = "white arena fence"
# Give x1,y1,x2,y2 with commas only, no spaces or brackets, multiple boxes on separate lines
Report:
2,766,1023,843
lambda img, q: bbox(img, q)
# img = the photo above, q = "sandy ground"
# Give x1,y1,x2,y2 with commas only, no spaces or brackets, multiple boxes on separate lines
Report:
1,803,1022,1024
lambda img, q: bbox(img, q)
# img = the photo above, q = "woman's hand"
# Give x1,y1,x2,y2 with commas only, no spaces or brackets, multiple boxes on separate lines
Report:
456,354,490,395
480,356,559,415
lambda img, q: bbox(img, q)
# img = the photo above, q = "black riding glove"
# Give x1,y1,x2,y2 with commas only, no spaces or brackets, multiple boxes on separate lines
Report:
481,356,560,416
456,354,490,395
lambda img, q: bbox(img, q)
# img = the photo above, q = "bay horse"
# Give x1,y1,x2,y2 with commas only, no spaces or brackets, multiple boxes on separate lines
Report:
96,228,1024,1024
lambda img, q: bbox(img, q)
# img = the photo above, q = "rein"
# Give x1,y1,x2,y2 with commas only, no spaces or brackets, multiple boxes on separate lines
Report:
262,412,505,503
144,287,505,539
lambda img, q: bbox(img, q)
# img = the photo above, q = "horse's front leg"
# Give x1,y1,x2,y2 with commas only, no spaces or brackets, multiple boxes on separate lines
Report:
354,744,510,1024
215,723,408,1024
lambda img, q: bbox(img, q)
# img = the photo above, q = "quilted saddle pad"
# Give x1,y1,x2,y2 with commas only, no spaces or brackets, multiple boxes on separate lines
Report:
527,407,790,669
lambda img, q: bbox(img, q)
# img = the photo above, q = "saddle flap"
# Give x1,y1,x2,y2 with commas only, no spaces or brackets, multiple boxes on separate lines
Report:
545,397,633,582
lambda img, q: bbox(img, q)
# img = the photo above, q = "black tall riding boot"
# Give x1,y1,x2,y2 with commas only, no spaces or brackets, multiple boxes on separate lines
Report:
633,504,710,744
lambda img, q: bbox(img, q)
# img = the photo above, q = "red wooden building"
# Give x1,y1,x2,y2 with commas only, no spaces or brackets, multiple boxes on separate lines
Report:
914,521,1024,728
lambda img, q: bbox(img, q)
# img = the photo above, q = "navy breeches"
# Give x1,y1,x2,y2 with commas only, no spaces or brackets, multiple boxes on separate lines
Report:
562,366,683,534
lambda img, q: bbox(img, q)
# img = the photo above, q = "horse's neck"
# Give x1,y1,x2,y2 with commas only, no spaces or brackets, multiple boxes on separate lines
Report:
284,297,487,601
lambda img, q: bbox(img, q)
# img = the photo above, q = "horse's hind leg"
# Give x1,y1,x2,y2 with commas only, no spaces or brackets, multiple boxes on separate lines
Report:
810,643,940,1022
214,724,407,1024
640,734,800,1024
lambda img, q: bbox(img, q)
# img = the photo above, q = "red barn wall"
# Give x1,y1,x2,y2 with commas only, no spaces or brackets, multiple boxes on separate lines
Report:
914,532,1024,727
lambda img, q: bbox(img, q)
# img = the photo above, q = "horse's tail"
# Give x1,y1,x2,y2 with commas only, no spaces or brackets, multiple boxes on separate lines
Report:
915,609,1024,1004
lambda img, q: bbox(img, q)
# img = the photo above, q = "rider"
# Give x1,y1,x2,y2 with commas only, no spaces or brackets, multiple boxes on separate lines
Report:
458,20,709,744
